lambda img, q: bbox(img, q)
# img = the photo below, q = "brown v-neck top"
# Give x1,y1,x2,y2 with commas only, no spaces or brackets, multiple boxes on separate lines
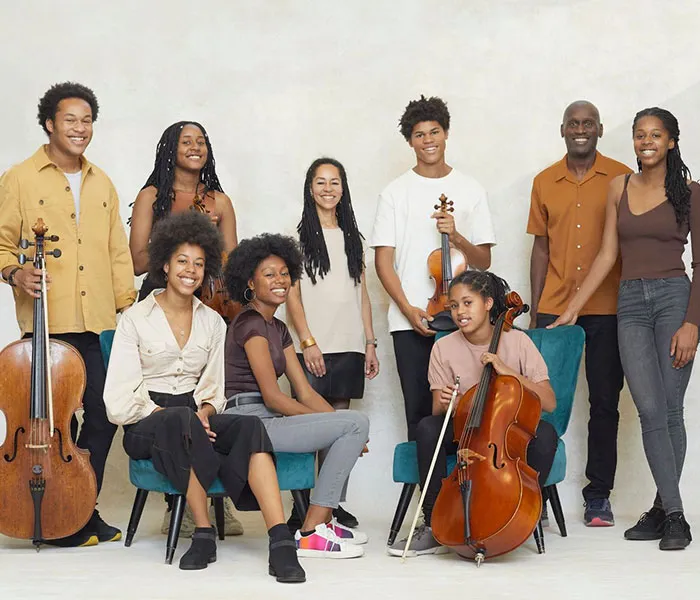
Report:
617,175,700,324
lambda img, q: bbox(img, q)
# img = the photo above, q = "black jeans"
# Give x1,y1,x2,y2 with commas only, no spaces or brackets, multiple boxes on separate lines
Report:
537,313,624,502
415,415,558,526
391,330,435,440
28,331,118,495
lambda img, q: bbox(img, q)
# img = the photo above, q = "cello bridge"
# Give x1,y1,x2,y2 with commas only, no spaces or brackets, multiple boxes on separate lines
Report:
458,448,487,466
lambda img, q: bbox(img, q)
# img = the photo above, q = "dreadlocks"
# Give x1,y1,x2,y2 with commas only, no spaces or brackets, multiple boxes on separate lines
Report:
141,121,224,223
449,270,511,325
297,158,364,285
633,108,692,227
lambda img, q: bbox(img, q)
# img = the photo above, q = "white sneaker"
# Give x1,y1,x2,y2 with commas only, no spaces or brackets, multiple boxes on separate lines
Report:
295,523,364,558
328,518,368,544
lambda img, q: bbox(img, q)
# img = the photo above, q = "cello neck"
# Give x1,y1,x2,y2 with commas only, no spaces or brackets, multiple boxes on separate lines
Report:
30,241,47,421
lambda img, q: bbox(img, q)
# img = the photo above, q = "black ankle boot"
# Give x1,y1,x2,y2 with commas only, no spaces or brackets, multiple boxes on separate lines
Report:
333,505,359,529
268,524,306,583
659,513,692,551
624,507,666,541
179,527,217,570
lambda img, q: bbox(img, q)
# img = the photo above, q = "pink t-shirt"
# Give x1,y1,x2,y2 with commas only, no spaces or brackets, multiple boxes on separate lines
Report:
428,329,549,393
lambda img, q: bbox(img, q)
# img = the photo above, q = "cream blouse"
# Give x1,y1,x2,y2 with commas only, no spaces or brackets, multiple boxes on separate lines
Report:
104,290,228,425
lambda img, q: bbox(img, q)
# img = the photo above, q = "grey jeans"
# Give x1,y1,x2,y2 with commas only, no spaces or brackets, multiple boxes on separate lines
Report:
225,399,369,509
617,277,693,514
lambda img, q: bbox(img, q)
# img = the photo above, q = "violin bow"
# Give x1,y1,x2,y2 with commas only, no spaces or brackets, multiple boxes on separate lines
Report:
400,375,460,562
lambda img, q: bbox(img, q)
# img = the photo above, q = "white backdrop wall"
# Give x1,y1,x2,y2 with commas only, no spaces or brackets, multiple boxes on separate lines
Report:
1,0,700,522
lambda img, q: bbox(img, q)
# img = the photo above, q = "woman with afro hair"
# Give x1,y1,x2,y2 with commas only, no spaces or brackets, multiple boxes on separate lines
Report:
104,212,305,582
223,233,369,559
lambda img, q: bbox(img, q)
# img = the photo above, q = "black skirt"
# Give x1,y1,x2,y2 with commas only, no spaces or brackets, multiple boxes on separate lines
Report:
294,351,365,399
123,391,274,511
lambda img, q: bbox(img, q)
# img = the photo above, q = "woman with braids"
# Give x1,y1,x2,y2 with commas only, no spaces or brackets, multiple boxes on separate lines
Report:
129,120,237,299
389,271,558,557
129,121,243,538
285,158,379,531
104,212,305,581
223,234,369,559
552,108,699,551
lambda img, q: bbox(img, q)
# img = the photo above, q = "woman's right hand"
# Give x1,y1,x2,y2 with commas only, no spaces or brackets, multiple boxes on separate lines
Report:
547,306,579,329
438,384,457,409
302,344,326,378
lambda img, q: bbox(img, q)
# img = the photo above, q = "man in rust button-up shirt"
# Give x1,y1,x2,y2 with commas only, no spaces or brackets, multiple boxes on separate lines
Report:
527,101,632,528
0,82,136,547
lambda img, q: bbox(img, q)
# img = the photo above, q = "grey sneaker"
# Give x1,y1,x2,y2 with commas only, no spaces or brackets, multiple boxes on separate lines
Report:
387,524,448,557
584,498,615,527
210,497,244,536
161,504,197,538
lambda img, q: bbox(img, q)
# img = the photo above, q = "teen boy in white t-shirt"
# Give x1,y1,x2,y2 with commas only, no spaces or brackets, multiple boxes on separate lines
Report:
370,95,496,439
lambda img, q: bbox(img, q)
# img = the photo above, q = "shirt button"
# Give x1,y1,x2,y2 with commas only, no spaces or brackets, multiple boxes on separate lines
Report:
65,186,71,192
576,224,581,228
39,199,44,205
577,203,581,207
78,239,82,244
71,213,76,219
576,286,581,291
81,291,86,296
103,202,107,207
79,265,84,271
172,386,177,391
577,244,581,249
178,356,183,361
176,368,182,373
577,266,582,271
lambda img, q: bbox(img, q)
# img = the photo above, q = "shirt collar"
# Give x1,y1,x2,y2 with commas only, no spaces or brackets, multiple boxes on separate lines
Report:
145,288,204,316
553,151,608,182
32,145,94,175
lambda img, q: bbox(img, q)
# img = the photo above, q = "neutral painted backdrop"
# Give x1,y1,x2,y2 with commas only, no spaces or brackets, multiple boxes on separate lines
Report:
1,0,700,528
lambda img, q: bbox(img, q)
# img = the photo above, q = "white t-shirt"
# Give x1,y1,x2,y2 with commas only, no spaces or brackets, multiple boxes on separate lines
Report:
369,168,496,332
64,170,82,224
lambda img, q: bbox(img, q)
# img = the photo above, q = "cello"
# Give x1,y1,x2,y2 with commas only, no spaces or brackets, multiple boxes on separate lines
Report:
430,292,541,565
0,220,97,548
426,194,467,331
190,194,242,322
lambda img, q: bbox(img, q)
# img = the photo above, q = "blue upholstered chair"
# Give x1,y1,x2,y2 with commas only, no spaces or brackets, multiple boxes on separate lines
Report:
387,325,585,547
99,329,316,564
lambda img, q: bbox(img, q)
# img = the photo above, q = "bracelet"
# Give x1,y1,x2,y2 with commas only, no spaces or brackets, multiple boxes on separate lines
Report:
300,336,317,350
366,338,378,348
6,266,21,287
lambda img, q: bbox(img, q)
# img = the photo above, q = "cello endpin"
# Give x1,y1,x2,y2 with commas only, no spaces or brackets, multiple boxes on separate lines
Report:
475,552,484,567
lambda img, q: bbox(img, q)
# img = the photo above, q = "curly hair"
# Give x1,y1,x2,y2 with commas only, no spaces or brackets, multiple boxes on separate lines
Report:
37,82,99,135
298,157,364,285
147,211,223,288
633,107,692,226
140,121,224,224
399,95,450,141
449,270,511,325
224,234,303,304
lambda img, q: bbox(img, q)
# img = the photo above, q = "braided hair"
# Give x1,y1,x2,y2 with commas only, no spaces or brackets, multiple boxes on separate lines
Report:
633,108,692,226
448,270,510,325
297,158,364,285
140,121,224,223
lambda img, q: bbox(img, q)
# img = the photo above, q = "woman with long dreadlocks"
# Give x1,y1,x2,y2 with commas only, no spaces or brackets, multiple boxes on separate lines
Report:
285,158,379,531
129,121,237,299
553,108,699,551
128,121,242,539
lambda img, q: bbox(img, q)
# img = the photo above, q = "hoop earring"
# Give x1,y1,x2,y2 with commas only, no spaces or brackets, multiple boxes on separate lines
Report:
244,287,256,302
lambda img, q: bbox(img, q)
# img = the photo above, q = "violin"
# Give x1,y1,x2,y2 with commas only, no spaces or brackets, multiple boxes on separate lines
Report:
427,194,467,330
431,292,541,565
190,195,242,323
0,220,97,548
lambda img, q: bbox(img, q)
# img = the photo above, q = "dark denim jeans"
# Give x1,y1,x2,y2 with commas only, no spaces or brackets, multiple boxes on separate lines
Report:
617,277,693,514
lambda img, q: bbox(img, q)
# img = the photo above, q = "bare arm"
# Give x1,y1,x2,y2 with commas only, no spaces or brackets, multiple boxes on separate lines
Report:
283,346,334,412
128,186,156,276
361,271,379,378
529,235,549,326
451,234,492,270
286,280,327,377
215,192,238,254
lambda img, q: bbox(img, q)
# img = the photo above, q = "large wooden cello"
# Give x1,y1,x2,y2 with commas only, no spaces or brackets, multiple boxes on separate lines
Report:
0,220,97,548
411,292,541,565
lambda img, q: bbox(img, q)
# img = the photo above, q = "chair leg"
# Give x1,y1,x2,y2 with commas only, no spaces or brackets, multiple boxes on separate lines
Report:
125,488,149,547
291,489,310,523
533,519,545,554
165,495,186,565
546,484,567,538
212,496,225,541
387,483,416,546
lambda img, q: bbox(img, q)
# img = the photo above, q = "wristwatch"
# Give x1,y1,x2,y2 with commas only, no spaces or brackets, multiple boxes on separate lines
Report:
6,266,21,287
366,338,378,348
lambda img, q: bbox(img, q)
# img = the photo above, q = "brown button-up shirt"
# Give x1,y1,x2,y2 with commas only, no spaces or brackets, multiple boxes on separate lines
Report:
527,152,632,316
0,146,136,335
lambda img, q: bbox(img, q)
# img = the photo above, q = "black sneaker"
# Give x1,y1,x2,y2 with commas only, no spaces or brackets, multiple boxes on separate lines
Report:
333,505,359,529
659,513,692,551
583,498,614,527
180,527,217,570
624,507,666,541
88,510,122,542
43,525,98,548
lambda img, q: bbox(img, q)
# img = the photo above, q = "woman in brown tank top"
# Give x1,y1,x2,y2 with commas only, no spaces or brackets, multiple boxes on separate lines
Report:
551,108,698,551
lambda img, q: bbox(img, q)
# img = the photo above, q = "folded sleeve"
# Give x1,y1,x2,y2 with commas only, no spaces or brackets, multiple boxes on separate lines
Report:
467,186,497,247
193,316,228,413
233,310,269,346
518,333,549,384
0,170,23,275
107,181,137,311
526,178,548,237
427,340,453,391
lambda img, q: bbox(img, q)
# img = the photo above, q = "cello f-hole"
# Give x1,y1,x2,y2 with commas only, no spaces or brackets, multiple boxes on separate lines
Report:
488,442,506,469
53,428,73,463
4,426,26,462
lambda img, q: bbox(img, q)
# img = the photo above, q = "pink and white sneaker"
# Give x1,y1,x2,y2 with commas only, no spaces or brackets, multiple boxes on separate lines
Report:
294,523,364,558
329,518,368,545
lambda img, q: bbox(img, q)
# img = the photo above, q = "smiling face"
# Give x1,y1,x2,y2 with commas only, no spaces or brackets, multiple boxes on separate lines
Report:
408,120,448,168
45,97,94,159
311,163,343,213
175,124,208,173
448,283,493,337
163,243,206,296
633,115,675,170
248,255,291,308
561,103,602,160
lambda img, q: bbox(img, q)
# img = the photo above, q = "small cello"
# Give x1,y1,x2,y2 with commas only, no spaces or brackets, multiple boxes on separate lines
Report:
0,220,97,547
430,292,541,565
427,194,467,331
